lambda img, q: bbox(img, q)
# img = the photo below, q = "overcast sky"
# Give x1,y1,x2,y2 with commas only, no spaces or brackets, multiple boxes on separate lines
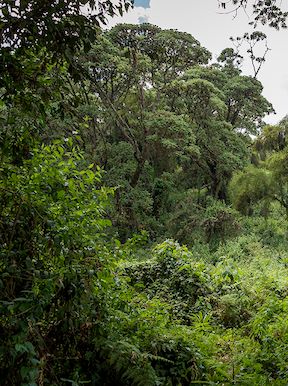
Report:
108,1,288,124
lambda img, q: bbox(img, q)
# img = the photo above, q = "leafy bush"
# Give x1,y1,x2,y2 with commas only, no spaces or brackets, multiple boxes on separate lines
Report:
229,165,272,215
0,139,114,385
167,193,240,248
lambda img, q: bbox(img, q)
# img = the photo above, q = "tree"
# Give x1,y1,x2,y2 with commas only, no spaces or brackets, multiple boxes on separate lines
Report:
230,120,288,219
229,165,272,215
0,0,134,170
254,118,288,160
0,0,133,52
267,147,288,218
165,64,272,200
64,23,273,236
218,0,288,29
0,0,134,99
73,24,210,234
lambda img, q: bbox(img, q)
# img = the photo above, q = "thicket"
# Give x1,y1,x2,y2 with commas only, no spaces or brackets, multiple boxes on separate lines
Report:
1,1,288,385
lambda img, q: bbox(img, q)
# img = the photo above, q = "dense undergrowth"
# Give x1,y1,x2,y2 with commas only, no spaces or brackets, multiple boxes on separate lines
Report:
2,140,288,385
117,228,288,385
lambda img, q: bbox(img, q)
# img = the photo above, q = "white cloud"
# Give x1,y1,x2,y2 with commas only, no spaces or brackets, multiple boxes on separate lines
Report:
138,15,149,24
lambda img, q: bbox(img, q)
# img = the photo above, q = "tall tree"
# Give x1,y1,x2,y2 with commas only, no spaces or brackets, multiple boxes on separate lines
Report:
218,0,288,29
0,0,134,97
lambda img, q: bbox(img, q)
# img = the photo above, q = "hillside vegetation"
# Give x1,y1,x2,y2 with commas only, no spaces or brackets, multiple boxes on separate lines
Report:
1,2,288,384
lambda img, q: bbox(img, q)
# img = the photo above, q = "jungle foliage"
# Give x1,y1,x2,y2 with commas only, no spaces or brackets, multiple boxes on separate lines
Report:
2,1,288,385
